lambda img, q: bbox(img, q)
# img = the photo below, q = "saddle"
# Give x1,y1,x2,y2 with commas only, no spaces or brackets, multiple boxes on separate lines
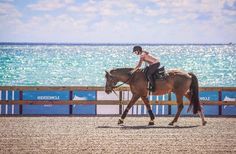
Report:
143,66,166,81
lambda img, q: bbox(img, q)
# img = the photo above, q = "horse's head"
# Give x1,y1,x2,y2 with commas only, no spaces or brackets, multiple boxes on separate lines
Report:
105,70,119,94
104,68,133,94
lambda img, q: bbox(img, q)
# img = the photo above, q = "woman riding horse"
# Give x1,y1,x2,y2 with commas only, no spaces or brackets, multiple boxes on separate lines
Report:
105,52,207,126
131,46,160,92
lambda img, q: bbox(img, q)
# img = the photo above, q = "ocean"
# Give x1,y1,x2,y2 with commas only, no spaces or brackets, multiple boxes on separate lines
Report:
0,43,235,86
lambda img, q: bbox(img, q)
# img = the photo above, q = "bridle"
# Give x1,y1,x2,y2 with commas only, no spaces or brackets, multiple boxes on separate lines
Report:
106,72,135,96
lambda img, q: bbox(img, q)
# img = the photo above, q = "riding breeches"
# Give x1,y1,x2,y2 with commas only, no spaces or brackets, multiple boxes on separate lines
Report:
147,62,160,89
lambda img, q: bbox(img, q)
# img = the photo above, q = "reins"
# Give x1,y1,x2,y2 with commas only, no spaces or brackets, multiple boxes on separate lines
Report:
112,76,132,88
111,72,135,96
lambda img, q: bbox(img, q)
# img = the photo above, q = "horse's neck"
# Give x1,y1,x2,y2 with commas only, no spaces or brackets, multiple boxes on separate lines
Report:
112,68,131,83
115,73,130,83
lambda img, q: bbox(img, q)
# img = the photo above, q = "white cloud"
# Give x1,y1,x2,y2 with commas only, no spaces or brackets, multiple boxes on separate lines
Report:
144,7,167,16
64,0,75,4
67,0,140,17
67,1,99,16
0,0,235,43
27,0,72,11
0,2,22,34
158,18,175,24
223,9,236,16
0,2,21,17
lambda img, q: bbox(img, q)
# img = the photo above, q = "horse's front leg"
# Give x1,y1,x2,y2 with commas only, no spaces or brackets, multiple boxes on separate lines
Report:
118,94,140,125
141,96,155,125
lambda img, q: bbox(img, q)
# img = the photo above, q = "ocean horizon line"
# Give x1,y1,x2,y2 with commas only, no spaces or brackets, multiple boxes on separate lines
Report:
0,42,234,46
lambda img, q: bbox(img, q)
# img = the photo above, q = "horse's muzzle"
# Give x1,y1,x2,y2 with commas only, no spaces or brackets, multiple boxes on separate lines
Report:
105,88,112,94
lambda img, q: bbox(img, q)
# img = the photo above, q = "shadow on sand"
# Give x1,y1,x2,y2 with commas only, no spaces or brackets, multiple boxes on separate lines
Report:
97,125,199,130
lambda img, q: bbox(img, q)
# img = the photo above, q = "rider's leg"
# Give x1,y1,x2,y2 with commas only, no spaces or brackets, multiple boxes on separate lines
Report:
147,63,159,91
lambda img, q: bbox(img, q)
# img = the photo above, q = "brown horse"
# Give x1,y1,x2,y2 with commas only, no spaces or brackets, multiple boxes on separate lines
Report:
105,68,207,126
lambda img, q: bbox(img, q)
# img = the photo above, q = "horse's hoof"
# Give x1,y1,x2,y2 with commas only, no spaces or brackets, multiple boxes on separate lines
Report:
118,119,124,125
148,121,155,126
168,122,174,126
202,121,207,126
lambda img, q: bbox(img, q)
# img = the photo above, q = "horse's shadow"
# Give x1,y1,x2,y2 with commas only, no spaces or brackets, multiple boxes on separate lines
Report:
97,125,199,130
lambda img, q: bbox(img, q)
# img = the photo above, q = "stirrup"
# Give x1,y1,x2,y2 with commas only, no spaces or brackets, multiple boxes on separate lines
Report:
147,86,155,92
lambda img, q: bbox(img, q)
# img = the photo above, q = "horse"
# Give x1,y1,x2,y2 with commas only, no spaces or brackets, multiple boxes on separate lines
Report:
105,68,207,126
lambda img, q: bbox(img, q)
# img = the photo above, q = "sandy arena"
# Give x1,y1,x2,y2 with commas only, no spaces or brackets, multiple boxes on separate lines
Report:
0,116,235,154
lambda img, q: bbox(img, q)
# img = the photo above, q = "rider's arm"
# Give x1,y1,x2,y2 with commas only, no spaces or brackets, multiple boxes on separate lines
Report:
131,55,144,73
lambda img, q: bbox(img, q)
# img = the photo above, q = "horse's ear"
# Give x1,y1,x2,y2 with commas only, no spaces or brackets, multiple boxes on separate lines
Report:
105,70,111,77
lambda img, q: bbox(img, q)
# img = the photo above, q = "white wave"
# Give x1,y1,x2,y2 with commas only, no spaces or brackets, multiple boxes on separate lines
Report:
223,96,236,101
73,95,87,100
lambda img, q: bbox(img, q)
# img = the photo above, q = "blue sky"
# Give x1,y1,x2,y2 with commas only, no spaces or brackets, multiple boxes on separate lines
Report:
0,0,236,43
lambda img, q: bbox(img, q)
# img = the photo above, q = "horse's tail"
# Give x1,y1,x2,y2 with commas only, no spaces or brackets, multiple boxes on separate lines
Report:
187,72,201,114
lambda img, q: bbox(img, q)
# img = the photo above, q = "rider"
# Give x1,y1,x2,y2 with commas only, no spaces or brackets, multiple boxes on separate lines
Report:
131,45,160,92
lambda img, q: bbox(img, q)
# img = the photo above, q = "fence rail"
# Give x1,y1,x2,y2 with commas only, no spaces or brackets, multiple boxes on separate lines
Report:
0,86,236,91
1,100,236,105
0,86,236,115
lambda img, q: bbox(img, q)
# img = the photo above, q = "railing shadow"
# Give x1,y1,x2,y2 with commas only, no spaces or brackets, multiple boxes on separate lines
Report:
97,125,199,130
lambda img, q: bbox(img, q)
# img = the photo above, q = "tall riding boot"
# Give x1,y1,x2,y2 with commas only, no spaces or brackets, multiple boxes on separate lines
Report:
148,76,155,92
150,76,155,92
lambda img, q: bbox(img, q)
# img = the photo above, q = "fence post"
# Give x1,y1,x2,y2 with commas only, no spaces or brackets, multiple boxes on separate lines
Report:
69,91,73,115
119,91,122,115
168,93,171,115
19,91,23,115
218,90,222,115
95,91,97,115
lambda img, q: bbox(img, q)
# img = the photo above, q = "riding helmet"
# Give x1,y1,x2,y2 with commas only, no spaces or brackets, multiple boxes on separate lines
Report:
133,46,142,53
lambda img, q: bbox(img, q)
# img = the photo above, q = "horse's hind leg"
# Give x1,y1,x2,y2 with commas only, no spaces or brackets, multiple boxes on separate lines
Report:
169,94,184,126
118,94,140,125
184,92,207,126
141,96,155,125
198,110,207,126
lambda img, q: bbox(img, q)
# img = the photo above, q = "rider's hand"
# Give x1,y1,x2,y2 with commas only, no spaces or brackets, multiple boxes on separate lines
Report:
128,71,132,76
128,70,135,76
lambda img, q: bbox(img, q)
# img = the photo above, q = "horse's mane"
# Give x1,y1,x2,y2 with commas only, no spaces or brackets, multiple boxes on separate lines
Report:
110,68,133,75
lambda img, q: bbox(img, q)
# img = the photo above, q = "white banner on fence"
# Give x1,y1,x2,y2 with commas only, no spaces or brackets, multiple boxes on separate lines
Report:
122,91,132,100
12,91,14,114
96,91,119,114
156,96,159,115
97,105,119,114
97,91,119,100
162,95,165,115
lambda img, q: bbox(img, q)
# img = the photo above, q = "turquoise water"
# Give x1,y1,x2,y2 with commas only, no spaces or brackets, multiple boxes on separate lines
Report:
0,44,235,86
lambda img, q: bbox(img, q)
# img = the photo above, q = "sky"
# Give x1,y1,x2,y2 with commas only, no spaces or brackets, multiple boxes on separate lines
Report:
0,0,236,43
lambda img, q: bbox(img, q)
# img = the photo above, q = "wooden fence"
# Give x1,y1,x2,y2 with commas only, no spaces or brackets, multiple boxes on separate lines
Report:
0,86,235,115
